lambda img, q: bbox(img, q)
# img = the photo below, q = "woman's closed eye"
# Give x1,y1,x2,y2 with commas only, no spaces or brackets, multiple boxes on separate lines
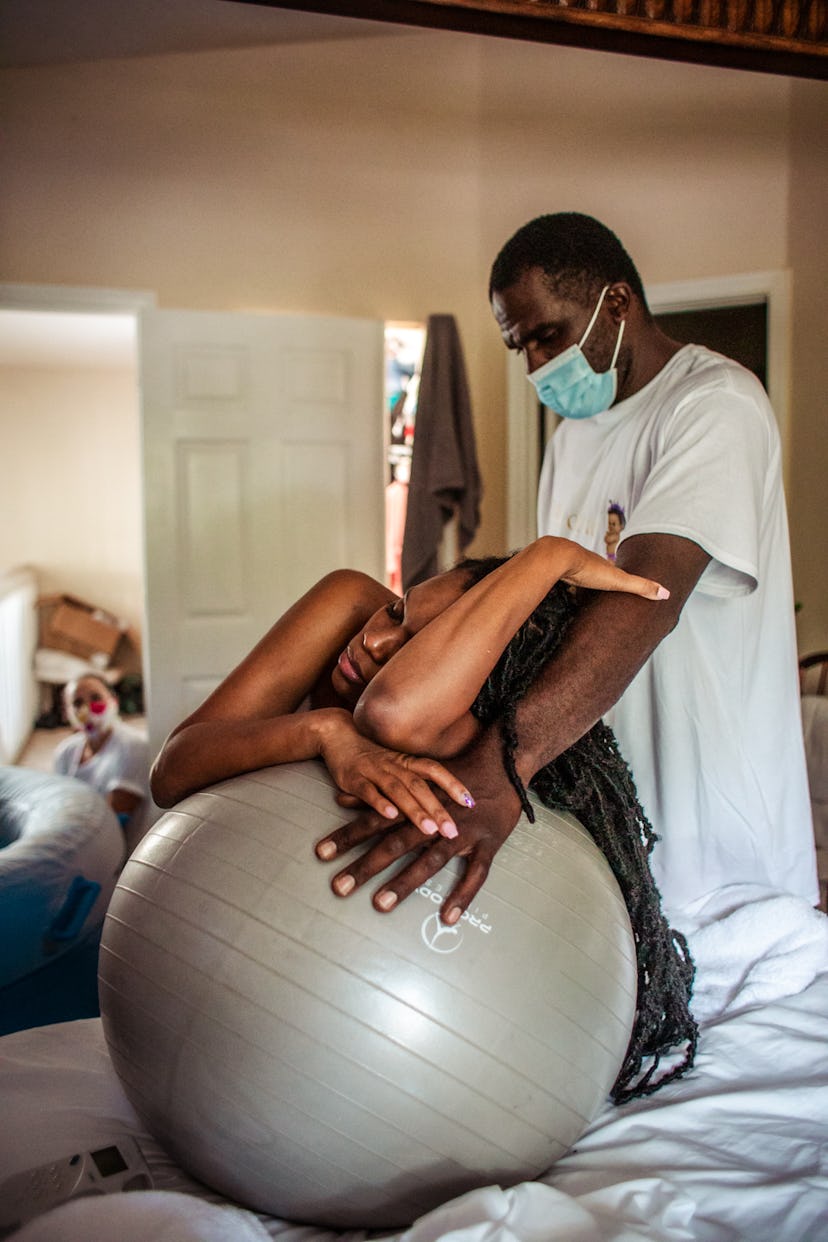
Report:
386,597,405,623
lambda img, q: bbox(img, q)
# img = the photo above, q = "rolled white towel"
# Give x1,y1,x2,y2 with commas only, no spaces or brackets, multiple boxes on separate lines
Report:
679,884,828,1025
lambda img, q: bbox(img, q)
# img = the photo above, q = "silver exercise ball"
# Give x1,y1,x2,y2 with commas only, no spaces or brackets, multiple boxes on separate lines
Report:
99,760,636,1230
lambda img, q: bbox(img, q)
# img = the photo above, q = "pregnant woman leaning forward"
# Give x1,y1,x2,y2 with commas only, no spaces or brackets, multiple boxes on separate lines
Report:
151,536,662,833
152,536,696,1102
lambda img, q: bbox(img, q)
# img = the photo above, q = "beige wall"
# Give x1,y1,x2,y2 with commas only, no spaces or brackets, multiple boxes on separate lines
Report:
788,78,828,657
0,366,143,641
1,28,825,650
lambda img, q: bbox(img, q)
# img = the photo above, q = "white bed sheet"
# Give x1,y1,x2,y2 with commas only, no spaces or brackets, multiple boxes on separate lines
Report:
2,888,827,1242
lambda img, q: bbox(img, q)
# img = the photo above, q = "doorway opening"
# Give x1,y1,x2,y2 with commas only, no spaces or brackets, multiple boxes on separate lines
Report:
0,290,148,764
653,302,767,389
384,322,426,594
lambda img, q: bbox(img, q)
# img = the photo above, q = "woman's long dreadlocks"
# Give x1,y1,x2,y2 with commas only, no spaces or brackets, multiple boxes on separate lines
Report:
463,557,698,1104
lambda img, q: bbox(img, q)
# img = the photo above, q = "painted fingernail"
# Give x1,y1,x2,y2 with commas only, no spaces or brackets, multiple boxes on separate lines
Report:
444,905,461,925
376,890,397,911
316,840,336,860
656,586,670,600
334,875,355,896
462,792,476,808
421,818,439,835
441,822,459,839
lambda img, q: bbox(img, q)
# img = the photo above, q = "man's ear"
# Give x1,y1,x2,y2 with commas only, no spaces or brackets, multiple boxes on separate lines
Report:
605,283,633,321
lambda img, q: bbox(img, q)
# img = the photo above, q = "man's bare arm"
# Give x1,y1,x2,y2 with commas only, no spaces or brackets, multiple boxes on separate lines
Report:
512,531,712,784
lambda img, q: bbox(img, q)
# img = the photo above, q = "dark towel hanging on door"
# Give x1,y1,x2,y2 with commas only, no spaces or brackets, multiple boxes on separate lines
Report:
401,315,482,590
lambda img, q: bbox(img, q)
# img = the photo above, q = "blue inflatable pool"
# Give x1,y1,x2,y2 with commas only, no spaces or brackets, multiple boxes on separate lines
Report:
0,766,125,1034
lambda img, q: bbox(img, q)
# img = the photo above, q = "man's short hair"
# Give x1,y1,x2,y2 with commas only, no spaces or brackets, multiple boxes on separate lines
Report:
489,212,649,312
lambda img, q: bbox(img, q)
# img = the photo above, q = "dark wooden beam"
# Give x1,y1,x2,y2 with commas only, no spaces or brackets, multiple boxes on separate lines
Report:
239,0,828,79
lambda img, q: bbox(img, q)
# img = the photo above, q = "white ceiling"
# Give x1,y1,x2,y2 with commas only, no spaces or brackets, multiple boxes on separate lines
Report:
0,0,398,69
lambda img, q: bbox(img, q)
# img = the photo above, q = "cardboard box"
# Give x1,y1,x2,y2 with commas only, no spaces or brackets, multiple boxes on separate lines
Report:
38,594,125,663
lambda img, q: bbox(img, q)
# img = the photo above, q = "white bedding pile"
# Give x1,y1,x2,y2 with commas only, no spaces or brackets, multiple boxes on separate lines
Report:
2,886,827,1242
679,882,828,1023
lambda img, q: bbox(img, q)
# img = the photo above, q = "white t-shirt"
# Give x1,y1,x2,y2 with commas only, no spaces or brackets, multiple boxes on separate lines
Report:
538,344,818,919
53,719,155,848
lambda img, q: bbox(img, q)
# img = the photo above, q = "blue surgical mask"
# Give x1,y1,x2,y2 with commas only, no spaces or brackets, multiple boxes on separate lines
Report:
528,285,625,420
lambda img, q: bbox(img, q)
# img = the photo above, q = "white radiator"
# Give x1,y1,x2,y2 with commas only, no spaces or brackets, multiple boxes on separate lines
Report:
0,567,38,764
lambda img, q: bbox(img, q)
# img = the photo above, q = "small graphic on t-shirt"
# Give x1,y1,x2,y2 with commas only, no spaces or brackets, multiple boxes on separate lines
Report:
605,501,626,562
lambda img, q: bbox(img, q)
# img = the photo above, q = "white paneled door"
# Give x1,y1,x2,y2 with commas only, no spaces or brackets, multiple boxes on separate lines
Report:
140,308,385,760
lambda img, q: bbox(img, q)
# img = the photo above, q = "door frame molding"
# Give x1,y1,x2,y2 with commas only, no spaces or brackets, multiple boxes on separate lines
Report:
507,268,792,550
0,283,156,314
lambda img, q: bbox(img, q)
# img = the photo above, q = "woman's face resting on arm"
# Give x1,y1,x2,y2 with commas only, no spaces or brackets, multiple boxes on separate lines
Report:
330,536,665,715
329,570,470,709
150,538,668,837
328,539,670,755
314,539,671,908
317,542,670,846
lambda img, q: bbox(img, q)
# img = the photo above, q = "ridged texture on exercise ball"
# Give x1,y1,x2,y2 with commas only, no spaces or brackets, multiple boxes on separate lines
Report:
99,760,636,1230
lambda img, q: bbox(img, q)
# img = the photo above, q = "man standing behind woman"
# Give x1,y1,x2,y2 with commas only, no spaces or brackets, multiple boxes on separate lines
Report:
320,212,817,931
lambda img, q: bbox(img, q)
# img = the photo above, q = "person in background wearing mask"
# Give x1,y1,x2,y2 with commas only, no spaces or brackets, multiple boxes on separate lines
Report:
319,211,817,937
53,673,153,854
